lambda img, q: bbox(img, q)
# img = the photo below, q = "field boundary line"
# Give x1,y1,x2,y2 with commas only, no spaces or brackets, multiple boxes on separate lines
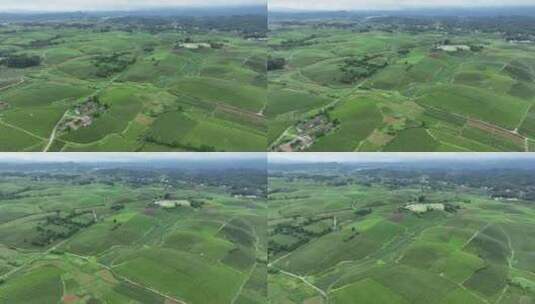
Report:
499,225,515,269
1,238,70,280
66,252,188,304
269,251,292,267
279,269,328,300
516,104,532,132
463,222,490,249
441,272,490,304
0,119,46,140
495,286,509,304
231,262,258,304
216,217,234,233
0,77,25,92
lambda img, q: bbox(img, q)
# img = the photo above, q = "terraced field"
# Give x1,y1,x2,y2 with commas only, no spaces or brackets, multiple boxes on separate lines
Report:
0,158,267,304
268,157,535,304
268,15,535,152
0,13,266,152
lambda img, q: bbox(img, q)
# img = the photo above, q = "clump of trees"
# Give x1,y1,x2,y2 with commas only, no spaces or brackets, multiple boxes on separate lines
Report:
470,45,484,52
444,203,461,213
340,55,388,84
398,49,410,56
32,211,96,247
355,208,372,217
417,195,426,203
344,227,360,242
144,135,217,152
269,217,334,256
93,52,136,78
143,45,155,53
279,34,319,48
0,186,32,200
190,199,205,209
29,35,61,48
210,42,224,49
110,203,125,211
1,54,42,68
268,57,286,71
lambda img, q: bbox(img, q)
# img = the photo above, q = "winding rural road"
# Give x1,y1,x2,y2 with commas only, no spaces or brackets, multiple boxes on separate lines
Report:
279,269,328,300
1,238,69,280
43,110,69,152
42,72,123,152
269,252,292,267
66,252,188,304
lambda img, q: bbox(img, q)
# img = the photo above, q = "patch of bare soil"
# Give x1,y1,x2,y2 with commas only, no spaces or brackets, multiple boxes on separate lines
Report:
467,118,524,146
303,296,322,304
62,294,80,304
97,269,118,284
389,211,405,223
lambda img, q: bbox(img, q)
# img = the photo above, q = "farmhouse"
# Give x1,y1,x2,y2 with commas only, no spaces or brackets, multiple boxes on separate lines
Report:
403,203,445,214
436,45,470,52
178,42,211,49
297,116,324,132
154,200,191,208
233,194,259,199
280,135,314,152
509,40,533,44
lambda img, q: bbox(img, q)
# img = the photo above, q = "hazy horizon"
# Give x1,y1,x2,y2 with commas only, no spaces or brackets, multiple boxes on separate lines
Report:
269,0,535,11
268,153,535,164
0,0,265,13
0,153,265,163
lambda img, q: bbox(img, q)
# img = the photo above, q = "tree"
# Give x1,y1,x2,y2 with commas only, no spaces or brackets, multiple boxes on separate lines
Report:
267,57,286,71
191,200,205,209
470,45,484,52
355,208,372,217
4,54,41,68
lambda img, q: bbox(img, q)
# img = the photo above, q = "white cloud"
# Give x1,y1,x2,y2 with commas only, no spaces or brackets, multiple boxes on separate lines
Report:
269,0,535,11
0,0,265,12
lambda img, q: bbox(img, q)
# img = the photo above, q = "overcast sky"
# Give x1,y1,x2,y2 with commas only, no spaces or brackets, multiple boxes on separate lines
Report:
269,0,535,11
0,153,264,163
269,153,535,163
0,0,264,12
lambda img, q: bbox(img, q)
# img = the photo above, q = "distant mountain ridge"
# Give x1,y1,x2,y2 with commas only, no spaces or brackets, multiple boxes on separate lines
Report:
0,5,266,22
269,5,535,18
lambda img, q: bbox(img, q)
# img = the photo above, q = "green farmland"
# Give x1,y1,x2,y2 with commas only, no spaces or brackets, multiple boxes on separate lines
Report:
268,155,535,304
0,155,267,304
0,10,266,152
4,9,535,152
268,12,535,152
